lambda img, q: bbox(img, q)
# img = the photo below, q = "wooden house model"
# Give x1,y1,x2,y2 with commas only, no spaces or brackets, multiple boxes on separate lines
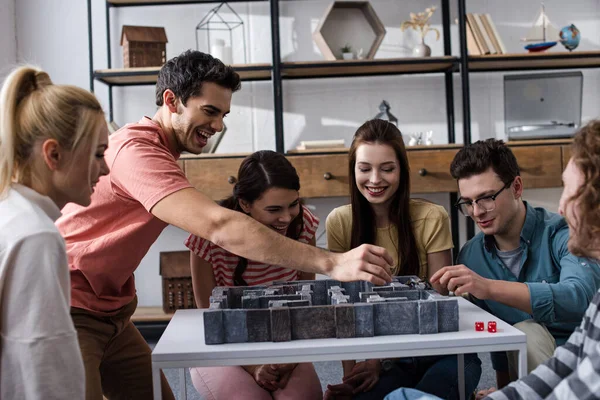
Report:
120,25,168,68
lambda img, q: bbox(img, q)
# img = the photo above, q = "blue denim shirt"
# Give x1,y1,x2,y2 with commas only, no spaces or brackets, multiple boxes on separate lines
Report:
458,202,600,371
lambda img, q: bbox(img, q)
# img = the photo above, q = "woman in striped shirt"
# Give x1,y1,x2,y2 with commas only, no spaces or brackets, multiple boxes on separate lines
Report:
185,150,323,400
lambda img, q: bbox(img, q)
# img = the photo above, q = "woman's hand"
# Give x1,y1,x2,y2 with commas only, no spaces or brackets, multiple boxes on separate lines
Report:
343,359,381,394
243,364,280,391
270,363,298,389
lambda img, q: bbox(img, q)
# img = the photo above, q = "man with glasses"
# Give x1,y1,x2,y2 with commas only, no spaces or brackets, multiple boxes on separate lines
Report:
430,139,600,391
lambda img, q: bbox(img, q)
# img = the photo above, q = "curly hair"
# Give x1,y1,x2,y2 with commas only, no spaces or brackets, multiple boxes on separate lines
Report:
568,120,600,257
155,50,241,106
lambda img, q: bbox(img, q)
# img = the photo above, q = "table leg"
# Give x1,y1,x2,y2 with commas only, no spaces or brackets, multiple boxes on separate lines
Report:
518,344,528,378
152,364,162,400
458,353,465,400
179,368,187,400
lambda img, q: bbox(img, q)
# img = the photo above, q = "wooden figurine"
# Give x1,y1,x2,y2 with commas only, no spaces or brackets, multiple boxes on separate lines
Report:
120,25,168,68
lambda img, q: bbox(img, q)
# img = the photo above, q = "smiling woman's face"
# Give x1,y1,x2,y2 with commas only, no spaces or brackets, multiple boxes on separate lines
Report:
240,187,300,236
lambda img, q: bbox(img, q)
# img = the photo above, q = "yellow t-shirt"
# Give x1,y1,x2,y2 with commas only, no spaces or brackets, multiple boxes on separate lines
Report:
325,199,453,278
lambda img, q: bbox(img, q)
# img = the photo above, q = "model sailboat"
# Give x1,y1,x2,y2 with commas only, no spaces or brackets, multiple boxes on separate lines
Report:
521,3,558,52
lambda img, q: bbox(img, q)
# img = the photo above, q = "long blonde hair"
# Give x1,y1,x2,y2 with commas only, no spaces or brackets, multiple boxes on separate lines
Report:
0,65,105,197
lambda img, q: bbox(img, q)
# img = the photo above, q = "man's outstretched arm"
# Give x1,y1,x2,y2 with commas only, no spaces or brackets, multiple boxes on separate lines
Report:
152,188,393,284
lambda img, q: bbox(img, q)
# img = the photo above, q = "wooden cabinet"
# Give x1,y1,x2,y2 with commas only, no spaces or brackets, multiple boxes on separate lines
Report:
287,154,349,198
510,146,563,188
407,148,460,193
182,142,570,200
184,156,244,201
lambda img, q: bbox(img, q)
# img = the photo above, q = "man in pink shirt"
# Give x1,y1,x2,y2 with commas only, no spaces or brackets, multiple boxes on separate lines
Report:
57,50,393,400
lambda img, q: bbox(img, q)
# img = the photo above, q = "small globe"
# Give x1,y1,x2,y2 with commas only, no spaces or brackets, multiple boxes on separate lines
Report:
559,24,581,52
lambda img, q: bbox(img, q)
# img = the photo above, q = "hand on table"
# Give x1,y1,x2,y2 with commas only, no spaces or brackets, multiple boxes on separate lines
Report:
331,244,393,286
430,264,492,299
343,359,382,394
247,364,280,391
476,386,497,399
270,363,297,389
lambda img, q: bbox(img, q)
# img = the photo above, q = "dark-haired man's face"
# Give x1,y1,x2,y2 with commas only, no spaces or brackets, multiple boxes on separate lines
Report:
457,168,521,237
171,82,232,154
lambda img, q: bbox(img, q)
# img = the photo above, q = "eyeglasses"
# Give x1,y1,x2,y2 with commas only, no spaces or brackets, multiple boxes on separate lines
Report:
455,183,512,216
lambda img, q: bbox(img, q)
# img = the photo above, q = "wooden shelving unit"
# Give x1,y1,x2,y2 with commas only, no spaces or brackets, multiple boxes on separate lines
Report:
107,0,263,6
469,51,600,72
94,64,272,86
281,57,458,79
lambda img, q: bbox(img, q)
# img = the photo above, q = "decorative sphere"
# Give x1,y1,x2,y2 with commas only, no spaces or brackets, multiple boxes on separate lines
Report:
559,24,581,51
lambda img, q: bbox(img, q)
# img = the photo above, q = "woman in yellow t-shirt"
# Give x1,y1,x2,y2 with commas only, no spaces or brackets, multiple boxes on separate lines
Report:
324,119,481,400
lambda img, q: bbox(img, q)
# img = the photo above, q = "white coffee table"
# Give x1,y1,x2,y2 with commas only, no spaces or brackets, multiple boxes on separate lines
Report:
152,297,527,400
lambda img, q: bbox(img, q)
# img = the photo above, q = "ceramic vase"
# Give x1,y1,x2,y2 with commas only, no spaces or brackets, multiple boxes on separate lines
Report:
413,39,431,57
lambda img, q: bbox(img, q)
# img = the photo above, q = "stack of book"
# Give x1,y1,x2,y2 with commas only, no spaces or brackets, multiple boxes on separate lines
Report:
465,13,506,56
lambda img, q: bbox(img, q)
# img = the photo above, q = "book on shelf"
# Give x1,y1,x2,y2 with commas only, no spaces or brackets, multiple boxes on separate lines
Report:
483,13,507,54
465,19,482,55
296,139,346,150
467,13,490,54
474,14,498,54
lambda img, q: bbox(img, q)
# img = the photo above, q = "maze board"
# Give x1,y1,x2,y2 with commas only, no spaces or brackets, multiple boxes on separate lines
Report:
203,276,459,345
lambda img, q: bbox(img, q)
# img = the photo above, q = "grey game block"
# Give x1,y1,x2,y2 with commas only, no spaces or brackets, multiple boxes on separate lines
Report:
437,299,459,332
247,309,271,342
243,289,265,297
298,292,314,303
286,299,311,307
331,294,350,305
241,295,261,309
342,281,363,303
418,300,439,334
268,300,289,308
268,299,311,308
309,280,328,306
227,286,248,309
366,295,386,303
209,295,228,309
270,307,291,342
260,295,302,309
223,309,248,343
360,290,417,302
324,279,342,289
203,310,224,344
354,303,374,337
391,282,411,291
300,284,314,292
373,286,395,293
209,302,221,310
335,304,355,338
289,306,336,340
379,290,420,301
374,301,419,335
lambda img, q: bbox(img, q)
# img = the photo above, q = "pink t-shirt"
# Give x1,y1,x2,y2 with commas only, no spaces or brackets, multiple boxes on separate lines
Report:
57,117,192,314
185,207,319,286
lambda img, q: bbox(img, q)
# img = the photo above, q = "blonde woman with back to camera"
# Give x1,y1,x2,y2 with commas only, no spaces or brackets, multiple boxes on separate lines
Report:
0,66,109,399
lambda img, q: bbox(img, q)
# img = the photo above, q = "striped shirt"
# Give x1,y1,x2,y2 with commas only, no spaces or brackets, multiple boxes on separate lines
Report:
487,288,600,400
185,206,319,286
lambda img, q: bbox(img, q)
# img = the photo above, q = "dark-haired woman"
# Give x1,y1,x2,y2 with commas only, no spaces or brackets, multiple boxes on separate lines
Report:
185,150,323,400
324,120,481,400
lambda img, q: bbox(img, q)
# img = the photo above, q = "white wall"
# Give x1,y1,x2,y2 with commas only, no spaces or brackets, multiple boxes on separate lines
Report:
0,0,16,79
13,0,599,306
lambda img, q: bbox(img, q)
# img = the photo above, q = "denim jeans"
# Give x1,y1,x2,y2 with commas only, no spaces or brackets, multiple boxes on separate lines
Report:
352,354,481,400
